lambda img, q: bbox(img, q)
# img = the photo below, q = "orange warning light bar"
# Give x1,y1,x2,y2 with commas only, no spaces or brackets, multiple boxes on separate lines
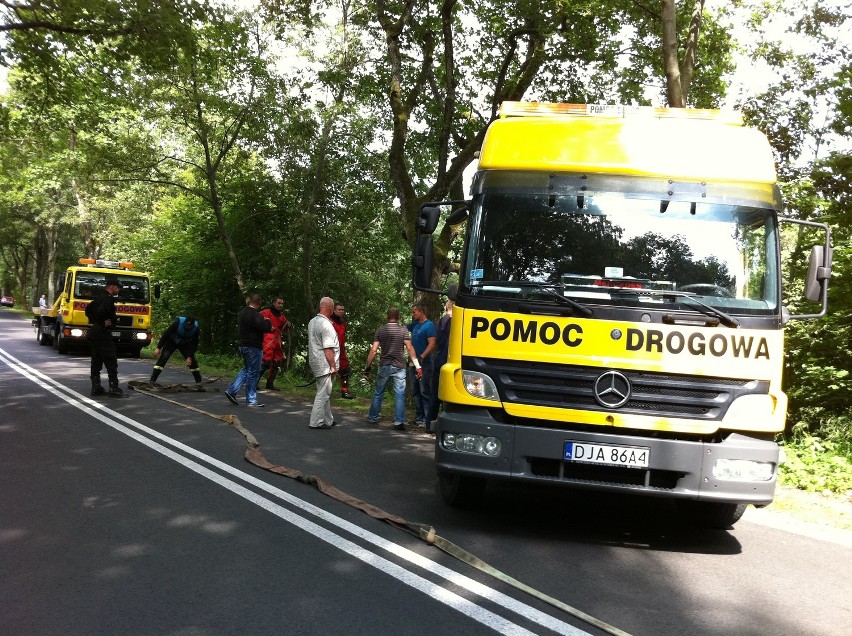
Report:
499,102,743,125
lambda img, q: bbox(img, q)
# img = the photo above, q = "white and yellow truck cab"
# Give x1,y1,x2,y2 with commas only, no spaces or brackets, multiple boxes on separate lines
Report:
413,103,832,527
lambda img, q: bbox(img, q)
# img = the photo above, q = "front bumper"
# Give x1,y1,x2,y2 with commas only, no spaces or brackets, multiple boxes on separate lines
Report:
435,405,779,505
63,326,151,347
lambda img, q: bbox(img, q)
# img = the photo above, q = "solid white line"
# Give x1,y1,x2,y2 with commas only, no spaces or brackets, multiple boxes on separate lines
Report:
0,348,592,636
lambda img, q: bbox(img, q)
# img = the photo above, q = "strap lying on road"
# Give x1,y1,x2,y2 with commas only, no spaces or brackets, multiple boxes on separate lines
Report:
128,381,259,448
128,378,219,393
130,383,630,636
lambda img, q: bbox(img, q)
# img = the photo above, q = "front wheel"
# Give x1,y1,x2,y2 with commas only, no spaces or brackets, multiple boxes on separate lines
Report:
55,325,69,354
437,471,487,509
679,501,747,529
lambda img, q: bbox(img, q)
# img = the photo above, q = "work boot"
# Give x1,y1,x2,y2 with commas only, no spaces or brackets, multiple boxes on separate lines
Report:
107,383,124,397
266,366,279,390
91,384,106,396
341,391,355,399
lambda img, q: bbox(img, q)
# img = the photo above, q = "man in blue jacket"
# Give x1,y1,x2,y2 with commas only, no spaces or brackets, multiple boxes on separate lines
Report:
150,315,202,387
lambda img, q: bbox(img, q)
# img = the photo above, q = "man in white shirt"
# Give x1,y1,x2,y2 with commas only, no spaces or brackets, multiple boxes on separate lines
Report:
307,296,340,429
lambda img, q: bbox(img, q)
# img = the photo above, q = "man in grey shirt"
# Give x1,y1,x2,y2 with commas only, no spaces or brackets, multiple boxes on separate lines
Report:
364,307,422,431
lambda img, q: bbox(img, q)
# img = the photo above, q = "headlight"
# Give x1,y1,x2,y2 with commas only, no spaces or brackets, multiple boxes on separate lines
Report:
462,371,499,401
713,458,774,482
135,332,150,341
69,328,85,337
441,433,502,457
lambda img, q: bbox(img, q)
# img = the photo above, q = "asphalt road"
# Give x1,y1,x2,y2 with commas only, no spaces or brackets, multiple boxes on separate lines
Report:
1,308,850,635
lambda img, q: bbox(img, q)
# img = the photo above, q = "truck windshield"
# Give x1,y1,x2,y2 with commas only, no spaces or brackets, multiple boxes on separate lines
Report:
463,185,779,316
74,272,150,303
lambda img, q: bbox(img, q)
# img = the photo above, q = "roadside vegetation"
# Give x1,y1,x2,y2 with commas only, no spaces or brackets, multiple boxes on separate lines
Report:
779,424,852,496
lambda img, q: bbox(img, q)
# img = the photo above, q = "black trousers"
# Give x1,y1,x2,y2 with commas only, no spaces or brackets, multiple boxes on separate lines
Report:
89,327,118,387
152,343,201,383
339,366,351,392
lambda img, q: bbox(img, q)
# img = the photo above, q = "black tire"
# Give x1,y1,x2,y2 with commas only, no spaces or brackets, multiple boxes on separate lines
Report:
56,325,69,354
679,501,747,529
130,347,142,359
37,325,51,346
438,471,487,509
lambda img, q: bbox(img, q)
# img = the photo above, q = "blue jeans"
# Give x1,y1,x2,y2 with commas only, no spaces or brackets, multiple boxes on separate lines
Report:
368,365,406,425
228,346,263,405
409,363,432,424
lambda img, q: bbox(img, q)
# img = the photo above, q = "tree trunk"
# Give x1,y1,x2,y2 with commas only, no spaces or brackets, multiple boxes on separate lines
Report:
662,0,704,108
661,0,684,107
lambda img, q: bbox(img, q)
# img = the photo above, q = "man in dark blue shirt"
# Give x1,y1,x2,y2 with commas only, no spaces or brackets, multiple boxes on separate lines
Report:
407,302,436,429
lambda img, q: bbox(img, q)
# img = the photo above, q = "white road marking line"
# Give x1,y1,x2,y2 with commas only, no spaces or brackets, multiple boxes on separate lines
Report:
0,348,592,636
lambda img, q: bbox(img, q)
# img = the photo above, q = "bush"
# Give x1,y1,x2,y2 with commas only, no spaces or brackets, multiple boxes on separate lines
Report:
779,415,852,494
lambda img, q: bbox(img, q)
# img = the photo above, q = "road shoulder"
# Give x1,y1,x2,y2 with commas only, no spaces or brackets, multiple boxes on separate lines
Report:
743,486,852,547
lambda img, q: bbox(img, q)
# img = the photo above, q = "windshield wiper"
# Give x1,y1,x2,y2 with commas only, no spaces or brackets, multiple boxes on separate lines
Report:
606,288,740,328
476,280,593,316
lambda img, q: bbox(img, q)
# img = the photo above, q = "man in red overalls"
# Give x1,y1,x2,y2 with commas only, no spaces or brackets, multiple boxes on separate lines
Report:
259,296,290,390
331,302,354,399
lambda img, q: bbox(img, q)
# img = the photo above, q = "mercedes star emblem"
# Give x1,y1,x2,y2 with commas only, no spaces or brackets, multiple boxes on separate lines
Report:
593,370,631,408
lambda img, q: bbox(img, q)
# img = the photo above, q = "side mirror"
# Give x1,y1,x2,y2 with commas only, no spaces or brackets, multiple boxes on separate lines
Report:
413,235,434,289
804,245,832,303
418,206,441,235
154,283,162,300
412,198,471,293
779,216,832,321
446,206,469,226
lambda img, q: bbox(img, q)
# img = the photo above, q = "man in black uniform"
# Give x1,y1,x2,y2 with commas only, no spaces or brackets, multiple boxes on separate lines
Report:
85,276,123,397
150,315,202,387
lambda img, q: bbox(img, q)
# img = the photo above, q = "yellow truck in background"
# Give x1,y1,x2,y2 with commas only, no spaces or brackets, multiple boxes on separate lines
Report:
413,103,832,528
34,258,157,357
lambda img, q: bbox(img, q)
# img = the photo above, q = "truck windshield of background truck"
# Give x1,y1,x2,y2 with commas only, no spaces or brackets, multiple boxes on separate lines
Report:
74,272,150,303
463,182,779,317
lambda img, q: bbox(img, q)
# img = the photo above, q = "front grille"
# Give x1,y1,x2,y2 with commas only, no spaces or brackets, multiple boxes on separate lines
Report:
115,316,135,328
529,457,683,490
464,357,768,421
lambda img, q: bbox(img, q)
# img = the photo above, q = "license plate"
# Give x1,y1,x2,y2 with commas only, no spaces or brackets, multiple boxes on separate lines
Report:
112,331,121,338
564,441,649,468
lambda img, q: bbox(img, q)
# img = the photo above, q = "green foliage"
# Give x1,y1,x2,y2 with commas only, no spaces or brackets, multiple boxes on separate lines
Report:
780,418,852,494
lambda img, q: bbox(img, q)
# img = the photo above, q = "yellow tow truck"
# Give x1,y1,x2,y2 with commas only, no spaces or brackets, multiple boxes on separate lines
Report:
34,258,158,357
413,103,832,527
